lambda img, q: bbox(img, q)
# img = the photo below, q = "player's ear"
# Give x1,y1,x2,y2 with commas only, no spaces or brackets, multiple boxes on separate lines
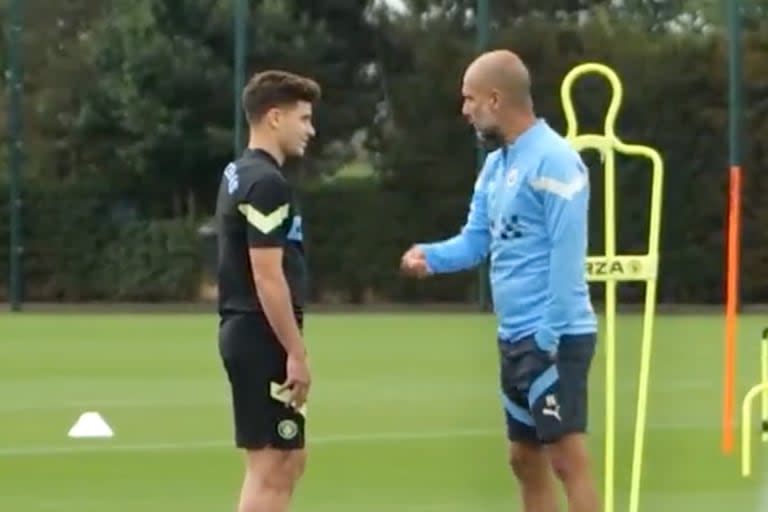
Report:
265,107,282,130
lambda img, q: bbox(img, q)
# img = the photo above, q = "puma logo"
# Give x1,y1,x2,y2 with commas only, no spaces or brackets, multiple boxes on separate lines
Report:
542,394,561,422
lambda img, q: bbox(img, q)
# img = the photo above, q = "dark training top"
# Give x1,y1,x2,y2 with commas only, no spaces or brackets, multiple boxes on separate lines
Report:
215,148,307,318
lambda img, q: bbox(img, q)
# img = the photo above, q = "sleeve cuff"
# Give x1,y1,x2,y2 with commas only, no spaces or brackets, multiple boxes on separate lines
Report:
416,243,437,274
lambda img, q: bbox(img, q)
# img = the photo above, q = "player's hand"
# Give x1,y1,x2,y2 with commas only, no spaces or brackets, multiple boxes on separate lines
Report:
281,351,311,410
400,245,430,278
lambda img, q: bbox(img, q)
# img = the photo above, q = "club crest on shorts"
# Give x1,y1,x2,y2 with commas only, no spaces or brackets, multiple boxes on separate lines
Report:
277,419,299,440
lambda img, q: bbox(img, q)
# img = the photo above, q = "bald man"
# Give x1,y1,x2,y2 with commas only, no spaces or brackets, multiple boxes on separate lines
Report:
401,50,600,512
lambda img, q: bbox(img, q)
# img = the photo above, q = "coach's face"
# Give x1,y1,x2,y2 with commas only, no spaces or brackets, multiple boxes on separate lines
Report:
461,72,501,143
276,101,316,157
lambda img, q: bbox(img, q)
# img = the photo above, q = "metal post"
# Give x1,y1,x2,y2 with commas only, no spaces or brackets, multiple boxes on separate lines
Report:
727,1,743,169
476,0,490,310
727,0,743,235
722,0,743,455
233,0,247,156
6,0,24,311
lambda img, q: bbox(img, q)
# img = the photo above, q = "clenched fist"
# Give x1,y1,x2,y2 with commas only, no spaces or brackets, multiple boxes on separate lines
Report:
400,245,431,278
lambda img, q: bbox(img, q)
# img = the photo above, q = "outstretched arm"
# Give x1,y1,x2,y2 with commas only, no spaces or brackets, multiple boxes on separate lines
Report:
416,168,492,274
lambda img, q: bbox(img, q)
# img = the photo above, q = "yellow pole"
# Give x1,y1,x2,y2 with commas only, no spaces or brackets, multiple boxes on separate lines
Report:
762,329,768,443
742,382,768,477
560,62,665,512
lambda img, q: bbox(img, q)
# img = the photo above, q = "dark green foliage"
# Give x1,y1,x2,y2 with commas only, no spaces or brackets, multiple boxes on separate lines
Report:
99,219,202,301
0,177,200,301
4,2,768,304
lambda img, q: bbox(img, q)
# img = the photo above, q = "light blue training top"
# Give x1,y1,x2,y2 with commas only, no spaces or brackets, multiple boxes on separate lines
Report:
418,119,597,351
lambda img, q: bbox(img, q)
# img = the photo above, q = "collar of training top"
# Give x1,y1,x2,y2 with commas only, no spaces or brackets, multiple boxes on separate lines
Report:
507,118,549,151
244,147,281,168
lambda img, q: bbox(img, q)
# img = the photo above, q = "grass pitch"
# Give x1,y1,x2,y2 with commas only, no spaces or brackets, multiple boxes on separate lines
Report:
1,312,766,511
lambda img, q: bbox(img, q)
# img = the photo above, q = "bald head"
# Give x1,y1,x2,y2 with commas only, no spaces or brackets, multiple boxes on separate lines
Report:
464,50,531,103
460,50,535,145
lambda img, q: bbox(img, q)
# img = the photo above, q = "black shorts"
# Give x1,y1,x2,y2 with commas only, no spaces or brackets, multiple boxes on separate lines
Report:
218,313,305,451
499,333,596,444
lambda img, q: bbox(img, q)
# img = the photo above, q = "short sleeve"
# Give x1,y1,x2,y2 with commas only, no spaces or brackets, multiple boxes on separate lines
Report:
240,173,291,247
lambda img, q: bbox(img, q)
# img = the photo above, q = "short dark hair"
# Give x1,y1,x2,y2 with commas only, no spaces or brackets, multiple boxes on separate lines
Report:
242,70,321,123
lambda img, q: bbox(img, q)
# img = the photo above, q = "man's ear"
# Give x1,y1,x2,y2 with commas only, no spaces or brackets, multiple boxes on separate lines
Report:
265,107,282,130
489,89,502,111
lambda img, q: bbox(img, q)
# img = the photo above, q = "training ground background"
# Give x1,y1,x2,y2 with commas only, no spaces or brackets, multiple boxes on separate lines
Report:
2,307,768,511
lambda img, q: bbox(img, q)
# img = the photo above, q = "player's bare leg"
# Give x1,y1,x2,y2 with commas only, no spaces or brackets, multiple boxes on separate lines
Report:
509,441,559,512
546,433,600,512
238,448,306,512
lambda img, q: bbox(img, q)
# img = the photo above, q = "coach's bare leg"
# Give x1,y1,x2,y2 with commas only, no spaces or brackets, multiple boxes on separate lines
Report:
547,434,600,512
509,441,559,512
238,448,307,512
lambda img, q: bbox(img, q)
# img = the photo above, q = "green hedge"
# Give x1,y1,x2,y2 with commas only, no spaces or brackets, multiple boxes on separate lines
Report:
0,170,763,304
0,178,202,301
300,180,478,303
99,219,201,301
3,20,768,304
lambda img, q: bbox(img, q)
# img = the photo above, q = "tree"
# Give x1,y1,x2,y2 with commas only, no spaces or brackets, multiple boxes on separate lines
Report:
32,0,385,217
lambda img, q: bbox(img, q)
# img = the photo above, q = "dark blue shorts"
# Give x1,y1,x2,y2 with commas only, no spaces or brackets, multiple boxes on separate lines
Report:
498,333,596,444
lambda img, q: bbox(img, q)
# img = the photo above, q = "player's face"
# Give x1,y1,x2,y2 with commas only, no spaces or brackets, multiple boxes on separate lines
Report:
461,79,502,143
275,101,316,157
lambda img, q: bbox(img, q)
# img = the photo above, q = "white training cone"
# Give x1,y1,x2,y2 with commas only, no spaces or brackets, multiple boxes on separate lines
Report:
68,411,114,439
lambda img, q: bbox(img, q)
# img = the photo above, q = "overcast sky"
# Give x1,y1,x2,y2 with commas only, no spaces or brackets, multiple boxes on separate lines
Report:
378,0,407,13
